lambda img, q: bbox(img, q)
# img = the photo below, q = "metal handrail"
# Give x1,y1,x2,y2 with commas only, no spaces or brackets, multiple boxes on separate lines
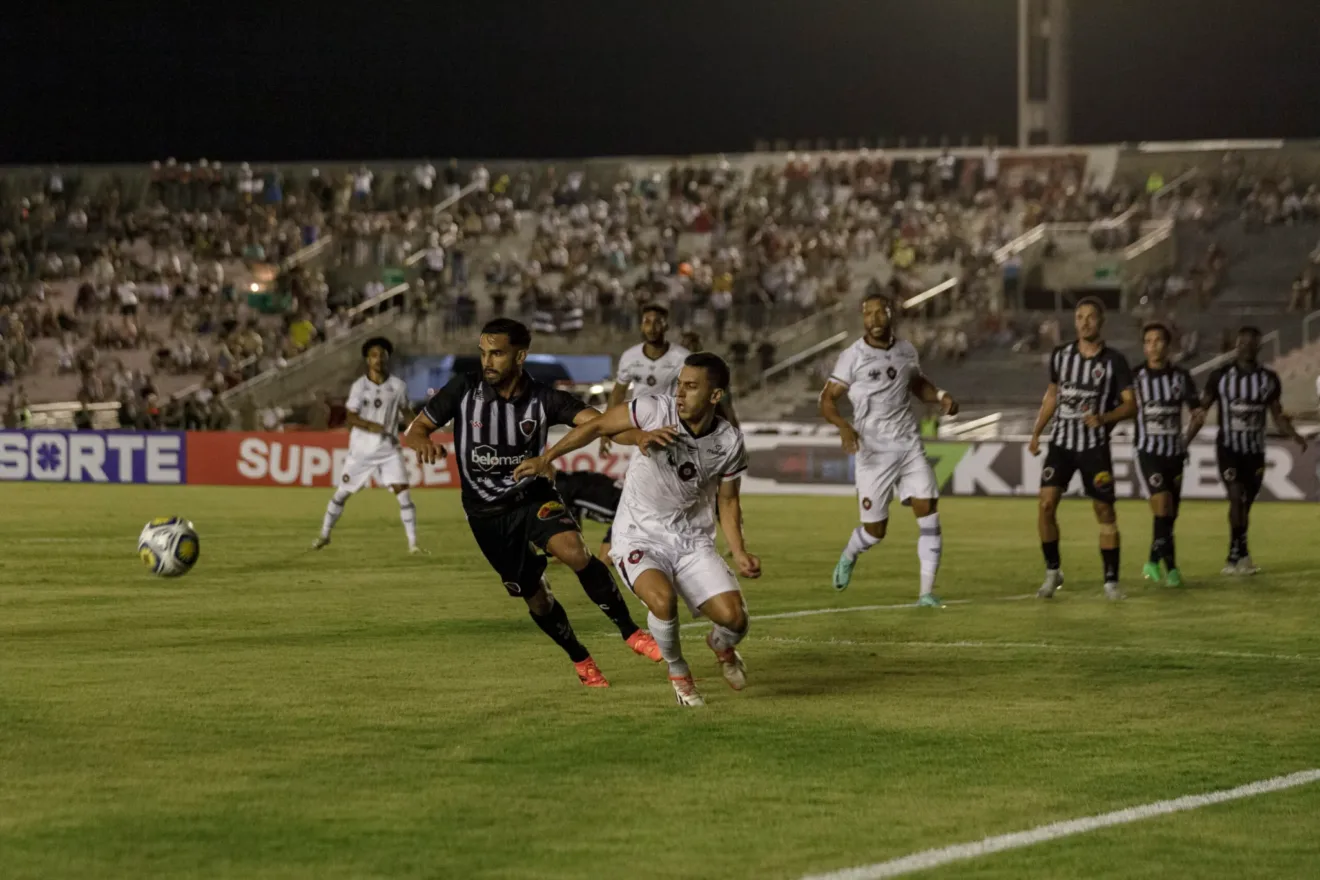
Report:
1303,309,1320,346
1189,330,1281,377
760,331,849,384
404,181,486,267
344,282,411,322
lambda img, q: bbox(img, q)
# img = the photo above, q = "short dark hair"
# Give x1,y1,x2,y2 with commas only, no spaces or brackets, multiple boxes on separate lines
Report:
361,336,394,358
641,304,669,320
480,318,531,349
1076,296,1106,316
1238,325,1262,338
1141,322,1171,343
684,352,731,391
862,291,895,309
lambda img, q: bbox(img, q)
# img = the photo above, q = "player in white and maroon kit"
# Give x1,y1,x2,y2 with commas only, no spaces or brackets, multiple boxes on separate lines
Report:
600,304,690,456
313,337,424,553
516,352,759,707
819,293,959,604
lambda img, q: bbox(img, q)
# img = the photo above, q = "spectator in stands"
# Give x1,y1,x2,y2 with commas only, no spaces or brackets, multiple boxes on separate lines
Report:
1289,270,1317,312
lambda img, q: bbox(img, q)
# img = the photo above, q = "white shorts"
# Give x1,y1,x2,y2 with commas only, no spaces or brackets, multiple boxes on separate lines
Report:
611,538,741,617
855,444,938,522
339,444,409,493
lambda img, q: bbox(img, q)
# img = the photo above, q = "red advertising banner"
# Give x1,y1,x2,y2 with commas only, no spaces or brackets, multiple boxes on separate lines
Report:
185,431,460,488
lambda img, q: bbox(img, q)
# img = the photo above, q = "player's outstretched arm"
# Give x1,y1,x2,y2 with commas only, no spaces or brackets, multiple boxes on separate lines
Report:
718,478,760,579
1029,384,1059,456
600,377,630,455
1269,400,1309,451
819,380,860,454
402,412,448,464
513,404,675,481
909,374,959,416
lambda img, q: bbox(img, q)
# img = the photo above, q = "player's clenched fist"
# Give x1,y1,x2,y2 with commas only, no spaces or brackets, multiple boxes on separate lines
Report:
403,429,448,464
733,551,761,579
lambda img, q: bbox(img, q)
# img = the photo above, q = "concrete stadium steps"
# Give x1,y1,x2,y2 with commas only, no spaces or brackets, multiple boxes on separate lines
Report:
1212,220,1317,310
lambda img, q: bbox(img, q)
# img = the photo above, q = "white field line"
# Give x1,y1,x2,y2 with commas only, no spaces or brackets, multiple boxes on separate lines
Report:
679,593,1035,630
755,635,1320,664
801,768,1320,880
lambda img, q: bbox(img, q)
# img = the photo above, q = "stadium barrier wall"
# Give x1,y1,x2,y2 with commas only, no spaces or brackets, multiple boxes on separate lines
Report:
2,430,1317,501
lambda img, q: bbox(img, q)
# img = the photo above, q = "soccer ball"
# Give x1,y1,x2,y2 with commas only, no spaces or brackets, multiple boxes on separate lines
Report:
137,517,201,577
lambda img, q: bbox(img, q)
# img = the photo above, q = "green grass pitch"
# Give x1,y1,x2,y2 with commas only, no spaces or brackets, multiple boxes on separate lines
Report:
1,484,1318,879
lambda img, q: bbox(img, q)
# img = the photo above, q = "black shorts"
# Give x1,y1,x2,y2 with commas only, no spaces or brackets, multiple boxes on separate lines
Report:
1042,444,1116,504
1136,452,1185,499
466,486,581,598
601,525,613,545
1216,446,1266,501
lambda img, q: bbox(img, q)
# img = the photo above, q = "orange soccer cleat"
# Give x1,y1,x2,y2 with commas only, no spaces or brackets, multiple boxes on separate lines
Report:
625,630,664,663
574,657,610,688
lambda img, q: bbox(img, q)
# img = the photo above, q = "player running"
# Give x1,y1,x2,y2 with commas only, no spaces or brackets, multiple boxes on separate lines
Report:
515,353,758,708
314,337,424,554
554,469,623,565
599,304,690,456
819,293,959,606
1132,323,1205,587
1029,298,1136,600
402,319,664,688
1200,326,1308,575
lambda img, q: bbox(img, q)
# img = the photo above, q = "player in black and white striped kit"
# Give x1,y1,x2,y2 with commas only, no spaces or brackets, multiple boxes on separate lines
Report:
1200,326,1309,575
1028,299,1136,600
403,318,667,688
1132,323,1205,588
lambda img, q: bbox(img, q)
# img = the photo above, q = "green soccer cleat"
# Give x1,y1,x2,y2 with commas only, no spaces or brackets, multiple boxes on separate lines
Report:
1165,568,1184,588
916,593,943,608
832,554,855,591
1142,562,1162,583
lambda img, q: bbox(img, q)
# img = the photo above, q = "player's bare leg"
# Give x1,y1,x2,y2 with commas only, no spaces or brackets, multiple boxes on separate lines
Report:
1095,500,1124,600
834,519,885,591
699,590,749,691
597,541,613,568
1036,487,1065,597
631,569,703,706
315,488,354,548
1145,489,1179,586
524,579,608,687
389,484,424,553
909,497,944,607
545,531,661,662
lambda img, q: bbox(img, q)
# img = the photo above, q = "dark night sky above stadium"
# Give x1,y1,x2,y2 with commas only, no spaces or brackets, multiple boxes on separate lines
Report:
5,0,1320,164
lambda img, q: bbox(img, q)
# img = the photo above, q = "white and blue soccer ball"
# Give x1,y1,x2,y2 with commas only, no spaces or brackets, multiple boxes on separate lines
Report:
137,517,201,577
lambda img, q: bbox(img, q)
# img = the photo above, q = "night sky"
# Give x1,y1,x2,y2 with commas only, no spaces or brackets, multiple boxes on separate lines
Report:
4,0,1319,164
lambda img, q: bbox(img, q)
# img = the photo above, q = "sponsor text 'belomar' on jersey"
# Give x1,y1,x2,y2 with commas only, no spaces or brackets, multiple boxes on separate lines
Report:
1204,363,1281,454
1048,342,1133,451
422,372,589,508
1133,364,1199,457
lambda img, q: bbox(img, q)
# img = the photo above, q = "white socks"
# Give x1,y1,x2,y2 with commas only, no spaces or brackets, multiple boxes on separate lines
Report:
397,489,418,548
917,512,943,596
709,621,748,652
320,489,351,538
844,525,882,562
647,611,688,677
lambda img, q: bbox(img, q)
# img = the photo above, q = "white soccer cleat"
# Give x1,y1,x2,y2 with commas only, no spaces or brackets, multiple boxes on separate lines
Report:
1103,582,1126,601
670,674,706,707
707,633,747,691
1235,556,1260,576
312,536,331,550
409,546,429,556
1037,569,1064,599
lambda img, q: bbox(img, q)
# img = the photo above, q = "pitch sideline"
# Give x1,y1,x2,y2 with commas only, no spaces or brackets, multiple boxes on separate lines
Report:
799,769,1320,879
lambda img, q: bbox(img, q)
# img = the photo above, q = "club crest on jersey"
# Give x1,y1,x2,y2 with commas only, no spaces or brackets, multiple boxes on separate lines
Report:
537,501,565,520
627,549,645,565
1149,473,1164,489
1042,467,1056,482
1223,468,1237,482
868,368,882,381
373,398,382,408
861,497,873,511
887,366,898,380
519,418,537,437
677,462,697,481
1093,470,1113,489
1092,366,1105,382
646,375,657,386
